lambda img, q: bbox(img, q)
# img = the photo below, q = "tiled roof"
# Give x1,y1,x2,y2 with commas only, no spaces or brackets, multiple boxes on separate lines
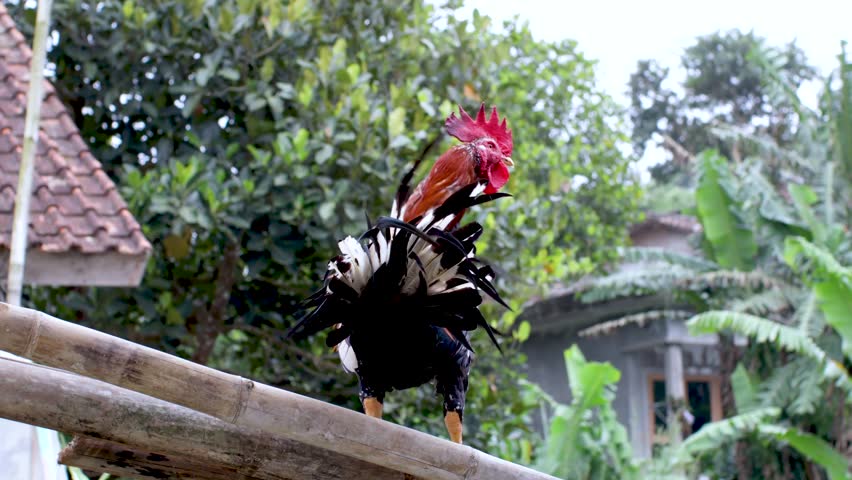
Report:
0,5,150,256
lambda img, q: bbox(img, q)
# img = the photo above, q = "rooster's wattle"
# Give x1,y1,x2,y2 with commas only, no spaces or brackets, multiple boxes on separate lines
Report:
289,104,514,443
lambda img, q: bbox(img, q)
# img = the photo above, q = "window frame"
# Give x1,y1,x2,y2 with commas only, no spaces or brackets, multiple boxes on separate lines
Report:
647,373,723,445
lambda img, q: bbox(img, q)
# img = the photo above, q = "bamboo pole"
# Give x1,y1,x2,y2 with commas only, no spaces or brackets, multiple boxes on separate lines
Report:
6,0,53,304
60,437,261,480
0,303,556,480
0,357,407,480
3,4,65,480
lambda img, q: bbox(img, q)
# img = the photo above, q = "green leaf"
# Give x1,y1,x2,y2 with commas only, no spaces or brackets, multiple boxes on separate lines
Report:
695,150,756,270
785,237,852,359
789,184,826,242
757,425,852,480
564,345,620,409
122,0,134,19
695,150,757,270
731,364,758,413
774,429,851,480
515,320,531,342
287,0,308,21
345,63,361,83
260,58,275,82
318,202,335,222
68,466,91,480
292,128,309,160
315,145,333,164
536,346,633,479
181,93,202,118
243,179,255,194
388,107,406,139
297,81,313,107
218,7,234,33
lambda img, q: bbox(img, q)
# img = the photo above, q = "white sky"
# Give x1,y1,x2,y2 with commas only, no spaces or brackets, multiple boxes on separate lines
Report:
459,0,850,104
457,0,851,175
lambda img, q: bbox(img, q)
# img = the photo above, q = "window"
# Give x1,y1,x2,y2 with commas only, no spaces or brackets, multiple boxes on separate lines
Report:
648,374,722,446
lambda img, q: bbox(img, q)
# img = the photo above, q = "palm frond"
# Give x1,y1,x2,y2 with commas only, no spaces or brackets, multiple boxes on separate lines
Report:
713,125,811,173
735,160,805,228
679,407,780,457
785,236,852,280
619,246,719,272
757,357,823,415
578,265,694,303
785,237,852,359
578,310,694,338
582,267,783,305
687,311,824,359
687,311,852,402
728,289,791,317
795,292,824,338
678,270,782,291
821,158,836,227
677,405,850,480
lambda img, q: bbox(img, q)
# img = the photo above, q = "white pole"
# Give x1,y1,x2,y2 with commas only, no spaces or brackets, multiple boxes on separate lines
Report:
3,3,61,480
6,0,53,305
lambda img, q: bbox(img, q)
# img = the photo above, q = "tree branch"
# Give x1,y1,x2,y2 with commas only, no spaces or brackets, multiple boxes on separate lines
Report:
661,134,694,166
192,241,241,364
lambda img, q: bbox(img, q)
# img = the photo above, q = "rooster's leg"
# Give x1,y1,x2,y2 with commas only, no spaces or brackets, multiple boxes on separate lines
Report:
436,361,470,444
358,372,385,419
362,396,383,418
444,410,463,444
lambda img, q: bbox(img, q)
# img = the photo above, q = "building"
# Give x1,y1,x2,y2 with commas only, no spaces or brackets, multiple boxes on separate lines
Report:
521,213,725,458
0,5,151,478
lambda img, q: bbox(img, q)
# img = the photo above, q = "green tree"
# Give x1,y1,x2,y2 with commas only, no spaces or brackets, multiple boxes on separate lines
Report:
584,46,852,479
629,30,815,185
7,0,640,461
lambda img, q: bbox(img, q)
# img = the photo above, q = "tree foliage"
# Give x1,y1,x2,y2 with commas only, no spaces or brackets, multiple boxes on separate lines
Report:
585,43,852,478
629,30,816,184
7,0,640,460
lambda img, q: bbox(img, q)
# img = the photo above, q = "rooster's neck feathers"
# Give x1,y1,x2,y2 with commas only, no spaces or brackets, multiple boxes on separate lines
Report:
399,145,479,223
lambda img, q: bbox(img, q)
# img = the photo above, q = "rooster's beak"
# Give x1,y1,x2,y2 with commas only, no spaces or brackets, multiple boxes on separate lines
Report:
502,157,514,167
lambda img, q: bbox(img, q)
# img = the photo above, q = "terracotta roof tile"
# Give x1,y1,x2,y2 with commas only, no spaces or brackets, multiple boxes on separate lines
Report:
0,4,151,257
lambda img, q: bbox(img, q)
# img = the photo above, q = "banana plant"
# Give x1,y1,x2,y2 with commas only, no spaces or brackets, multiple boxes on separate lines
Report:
534,346,640,480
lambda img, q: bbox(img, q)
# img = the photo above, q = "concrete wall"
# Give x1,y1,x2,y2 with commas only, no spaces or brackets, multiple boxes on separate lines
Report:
522,319,721,458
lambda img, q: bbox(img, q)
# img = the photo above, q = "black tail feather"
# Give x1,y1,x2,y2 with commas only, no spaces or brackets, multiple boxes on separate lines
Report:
468,307,503,354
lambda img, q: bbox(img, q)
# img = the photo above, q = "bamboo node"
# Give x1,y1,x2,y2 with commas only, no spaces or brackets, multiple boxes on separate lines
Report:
23,309,42,358
464,450,479,480
230,377,253,423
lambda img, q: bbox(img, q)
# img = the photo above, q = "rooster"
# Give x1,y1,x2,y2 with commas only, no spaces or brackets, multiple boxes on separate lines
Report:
289,104,514,444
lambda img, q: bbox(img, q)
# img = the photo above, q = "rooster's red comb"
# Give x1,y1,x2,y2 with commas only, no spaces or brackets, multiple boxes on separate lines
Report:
445,104,513,157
